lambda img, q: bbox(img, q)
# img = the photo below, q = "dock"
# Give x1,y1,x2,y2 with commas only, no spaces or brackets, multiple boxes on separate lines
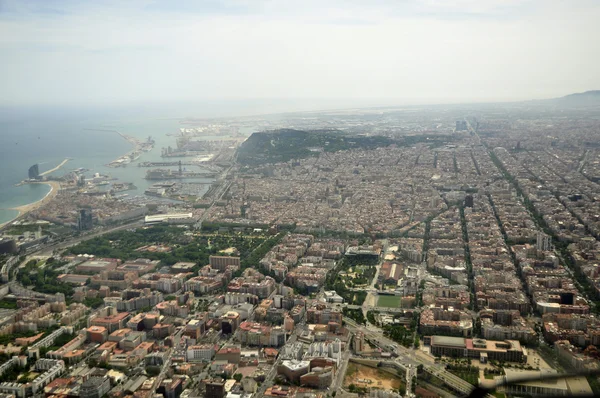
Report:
40,158,71,176
138,161,197,167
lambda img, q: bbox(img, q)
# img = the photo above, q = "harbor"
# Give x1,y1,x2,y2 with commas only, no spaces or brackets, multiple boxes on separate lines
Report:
105,132,155,167
39,158,71,176
144,168,217,180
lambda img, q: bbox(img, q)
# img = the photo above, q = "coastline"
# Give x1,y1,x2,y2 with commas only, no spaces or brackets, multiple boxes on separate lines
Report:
0,181,61,229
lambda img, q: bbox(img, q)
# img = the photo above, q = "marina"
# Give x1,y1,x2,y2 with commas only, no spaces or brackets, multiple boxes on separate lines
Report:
106,133,155,167
144,168,217,180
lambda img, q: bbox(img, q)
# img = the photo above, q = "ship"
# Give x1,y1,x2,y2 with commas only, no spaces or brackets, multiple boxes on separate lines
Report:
144,186,166,197
107,156,131,167
111,182,137,192
145,168,180,180
144,181,175,197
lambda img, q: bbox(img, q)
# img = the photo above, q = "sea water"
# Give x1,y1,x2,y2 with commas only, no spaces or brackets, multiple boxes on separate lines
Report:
0,99,323,225
0,105,180,225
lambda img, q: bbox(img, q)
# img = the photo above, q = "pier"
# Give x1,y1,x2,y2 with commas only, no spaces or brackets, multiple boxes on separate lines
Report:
40,158,70,176
144,172,217,180
138,161,198,167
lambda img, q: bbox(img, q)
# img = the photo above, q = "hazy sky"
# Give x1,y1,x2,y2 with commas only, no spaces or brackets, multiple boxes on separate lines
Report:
1,0,599,107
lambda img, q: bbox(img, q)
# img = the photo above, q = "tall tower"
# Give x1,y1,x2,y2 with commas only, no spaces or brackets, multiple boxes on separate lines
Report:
536,232,552,251
78,209,93,231
28,164,40,180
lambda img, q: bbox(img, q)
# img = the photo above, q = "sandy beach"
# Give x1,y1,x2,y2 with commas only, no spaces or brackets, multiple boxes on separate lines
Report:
0,181,61,229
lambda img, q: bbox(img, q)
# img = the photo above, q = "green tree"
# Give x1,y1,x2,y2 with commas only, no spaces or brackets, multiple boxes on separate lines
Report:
146,366,161,377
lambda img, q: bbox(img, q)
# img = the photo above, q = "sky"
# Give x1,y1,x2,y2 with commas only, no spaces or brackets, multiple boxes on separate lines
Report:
0,0,599,108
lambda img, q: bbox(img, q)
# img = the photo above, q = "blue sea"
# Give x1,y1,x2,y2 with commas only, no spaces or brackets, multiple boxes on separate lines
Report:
0,99,368,225
0,104,215,225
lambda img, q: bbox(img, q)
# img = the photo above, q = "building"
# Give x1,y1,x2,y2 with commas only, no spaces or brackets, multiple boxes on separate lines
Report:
237,322,287,347
324,291,344,304
227,275,276,299
352,332,365,353
277,360,310,383
306,303,342,325
429,336,526,363
28,164,40,179
184,319,206,339
503,369,568,396
209,255,241,271
419,307,473,337
187,345,216,362
221,311,241,335
108,328,132,343
554,340,599,371
464,194,474,208
145,352,168,367
215,346,241,364
0,239,18,255
14,358,66,395
80,376,111,398
455,120,467,131
185,276,223,294
171,262,196,273
241,377,257,393
304,340,342,364
157,378,184,398
91,312,130,333
204,378,225,398
152,323,173,339
76,258,119,274
144,213,194,225
536,232,553,252
78,209,94,231
119,332,146,351
117,259,160,275
300,359,336,389
86,326,108,343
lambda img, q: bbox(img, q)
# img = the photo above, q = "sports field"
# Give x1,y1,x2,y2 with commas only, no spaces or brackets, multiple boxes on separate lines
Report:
377,295,402,308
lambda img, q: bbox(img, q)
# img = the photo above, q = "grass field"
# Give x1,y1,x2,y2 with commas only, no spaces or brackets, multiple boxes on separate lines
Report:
377,295,402,308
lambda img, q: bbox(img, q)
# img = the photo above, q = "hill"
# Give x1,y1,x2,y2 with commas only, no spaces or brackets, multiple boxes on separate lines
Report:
553,90,600,105
237,129,395,166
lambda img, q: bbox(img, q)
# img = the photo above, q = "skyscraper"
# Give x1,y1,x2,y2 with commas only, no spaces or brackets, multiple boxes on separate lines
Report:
28,164,40,180
78,209,93,231
464,194,474,208
536,232,552,252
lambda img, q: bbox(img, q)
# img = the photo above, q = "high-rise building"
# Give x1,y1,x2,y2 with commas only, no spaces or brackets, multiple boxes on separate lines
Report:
352,332,365,353
204,379,225,398
455,121,468,131
464,194,474,208
209,255,241,271
536,232,552,252
78,209,93,231
28,164,40,180
221,311,240,335
0,238,18,255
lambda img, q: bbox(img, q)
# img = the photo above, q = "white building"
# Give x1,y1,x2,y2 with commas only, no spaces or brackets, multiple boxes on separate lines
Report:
304,339,342,364
186,345,215,362
324,291,344,304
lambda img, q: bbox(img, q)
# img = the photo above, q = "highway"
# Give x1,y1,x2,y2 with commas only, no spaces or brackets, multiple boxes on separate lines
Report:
343,318,482,397
36,219,145,257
